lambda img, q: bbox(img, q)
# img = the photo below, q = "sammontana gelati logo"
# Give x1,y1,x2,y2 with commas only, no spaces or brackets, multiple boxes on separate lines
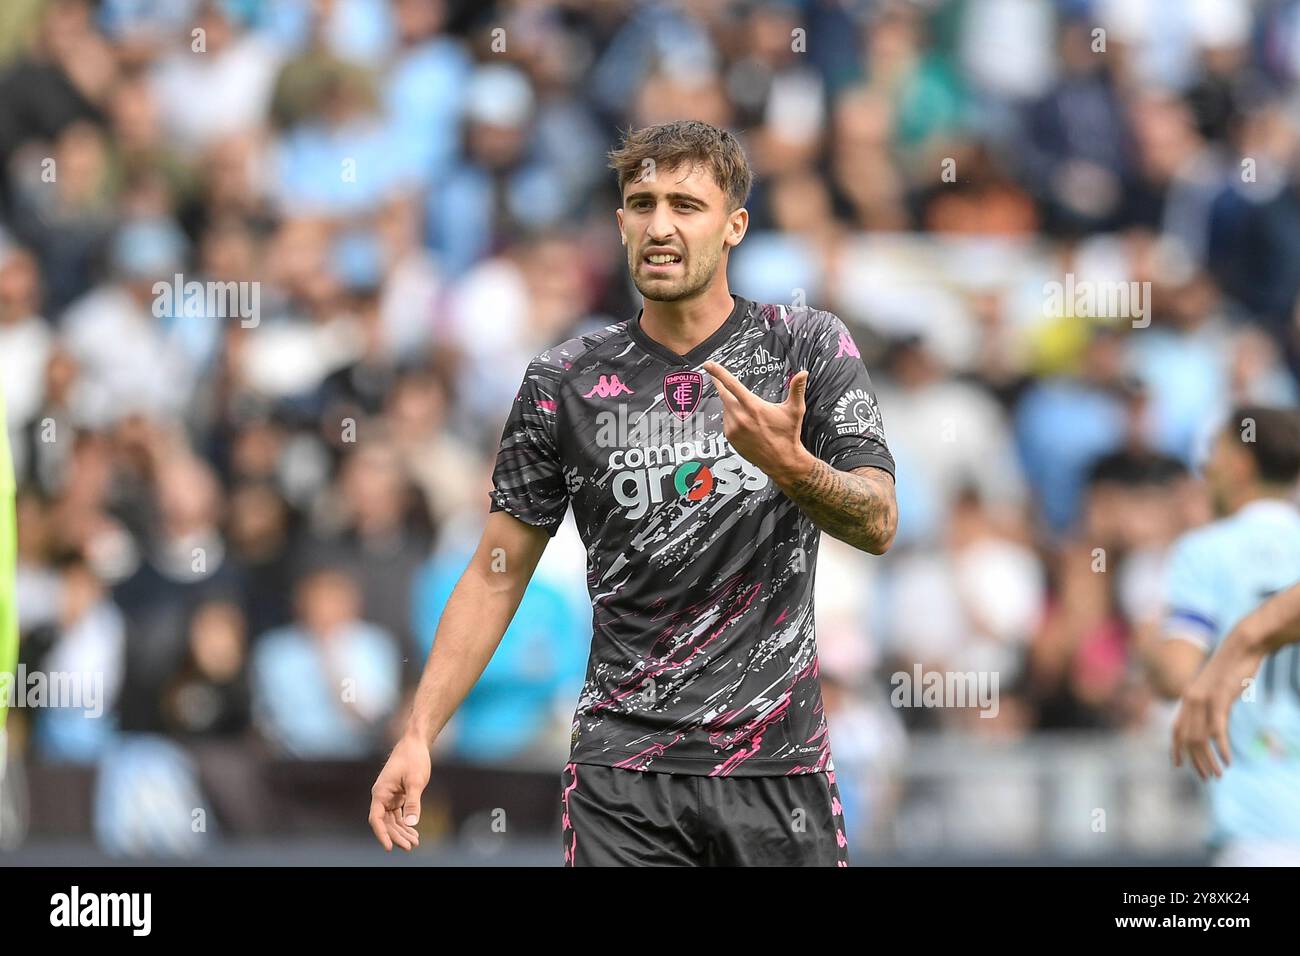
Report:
832,388,885,441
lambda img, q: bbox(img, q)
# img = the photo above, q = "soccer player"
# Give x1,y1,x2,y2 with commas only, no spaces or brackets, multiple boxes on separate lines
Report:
1147,405,1300,866
368,120,898,866
1172,580,1300,779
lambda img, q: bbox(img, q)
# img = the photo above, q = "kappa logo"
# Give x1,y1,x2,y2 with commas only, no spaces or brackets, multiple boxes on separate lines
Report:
747,344,783,376
663,371,703,420
835,330,860,359
583,374,635,399
833,387,885,440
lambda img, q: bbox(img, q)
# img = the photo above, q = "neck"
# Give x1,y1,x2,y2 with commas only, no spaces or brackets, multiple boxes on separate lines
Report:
639,282,734,357
1228,484,1292,514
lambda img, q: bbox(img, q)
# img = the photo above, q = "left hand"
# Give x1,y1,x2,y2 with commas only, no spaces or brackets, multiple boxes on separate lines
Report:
1171,636,1263,781
702,361,811,483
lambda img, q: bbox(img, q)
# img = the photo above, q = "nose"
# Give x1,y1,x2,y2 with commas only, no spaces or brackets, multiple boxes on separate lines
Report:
647,201,677,244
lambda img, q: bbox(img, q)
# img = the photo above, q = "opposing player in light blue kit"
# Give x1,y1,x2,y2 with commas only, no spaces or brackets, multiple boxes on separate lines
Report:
1148,405,1300,866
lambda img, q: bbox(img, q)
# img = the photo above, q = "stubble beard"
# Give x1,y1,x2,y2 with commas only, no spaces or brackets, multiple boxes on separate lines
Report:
630,248,719,303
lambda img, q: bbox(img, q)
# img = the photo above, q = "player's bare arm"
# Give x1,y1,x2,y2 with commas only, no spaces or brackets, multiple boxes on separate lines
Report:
1172,580,1300,781
1235,580,1300,650
367,510,549,851
778,460,896,555
1145,636,1207,701
702,360,897,555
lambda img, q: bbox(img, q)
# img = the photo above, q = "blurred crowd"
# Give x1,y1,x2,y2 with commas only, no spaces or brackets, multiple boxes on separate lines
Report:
3,0,1300,851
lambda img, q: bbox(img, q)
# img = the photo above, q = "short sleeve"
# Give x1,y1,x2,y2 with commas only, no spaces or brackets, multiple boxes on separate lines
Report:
488,356,569,535
799,311,895,477
1162,532,1219,650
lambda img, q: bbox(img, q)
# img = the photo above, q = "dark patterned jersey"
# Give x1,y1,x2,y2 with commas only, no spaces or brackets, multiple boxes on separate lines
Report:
488,293,894,776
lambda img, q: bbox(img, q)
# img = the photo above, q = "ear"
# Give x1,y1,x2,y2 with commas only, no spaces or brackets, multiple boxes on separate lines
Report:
1233,446,1258,485
615,207,625,244
725,207,749,248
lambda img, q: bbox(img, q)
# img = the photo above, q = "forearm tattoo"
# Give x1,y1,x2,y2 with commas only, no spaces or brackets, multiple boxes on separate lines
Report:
782,462,898,554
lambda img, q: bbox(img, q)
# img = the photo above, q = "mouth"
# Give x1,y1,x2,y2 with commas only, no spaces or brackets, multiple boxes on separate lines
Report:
642,251,683,272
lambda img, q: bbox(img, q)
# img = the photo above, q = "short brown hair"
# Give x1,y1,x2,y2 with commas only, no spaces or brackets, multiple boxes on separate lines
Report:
1228,405,1300,485
607,120,753,211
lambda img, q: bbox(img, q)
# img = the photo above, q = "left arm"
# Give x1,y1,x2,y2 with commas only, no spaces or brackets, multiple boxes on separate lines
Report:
1172,581,1300,780
770,453,897,555
1143,630,1208,701
702,357,898,555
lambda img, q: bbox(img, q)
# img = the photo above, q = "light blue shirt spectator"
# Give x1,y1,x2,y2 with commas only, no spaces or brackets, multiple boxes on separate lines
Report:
425,159,568,275
384,36,471,188
252,620,400,758
274,120,407,218
1014,379,1126,532
1163,498,1300,846
1127,326,1228,463
413,539,590,763
729,233,823,308
253,0,394,63
94,734,213,858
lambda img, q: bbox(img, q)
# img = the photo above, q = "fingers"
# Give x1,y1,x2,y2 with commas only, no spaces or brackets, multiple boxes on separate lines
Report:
369,798,394,851
1199,742,1222,781
371,799,421,852
385,808,420,851
402,773,427,828
388,814,411,851
1212,708,1232,772
371,778,424,852
705,361,808,418
404,791,423,828
1180,697,1206,780
785,369,809,419
397,764,428,822
703,363,745,434
1188,706,1218,780
1172,700,1219,781
702,361,750,406
395,816,421,846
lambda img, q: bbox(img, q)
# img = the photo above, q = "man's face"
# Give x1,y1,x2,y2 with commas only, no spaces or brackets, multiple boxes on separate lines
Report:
297,571,360,637
1204,429,1250,515
616,161,745,303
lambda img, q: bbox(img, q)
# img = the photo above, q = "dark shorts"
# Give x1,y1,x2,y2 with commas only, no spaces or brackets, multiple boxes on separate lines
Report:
560,762,849,867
